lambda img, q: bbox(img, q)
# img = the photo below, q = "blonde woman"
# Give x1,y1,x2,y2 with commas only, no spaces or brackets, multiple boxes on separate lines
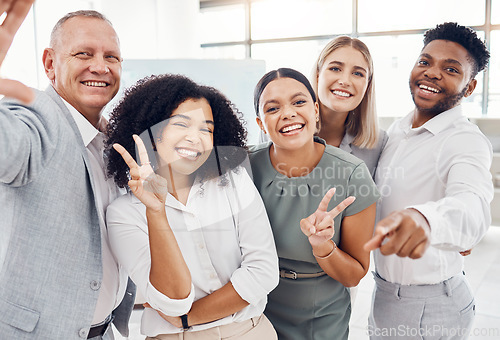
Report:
311,36,387,178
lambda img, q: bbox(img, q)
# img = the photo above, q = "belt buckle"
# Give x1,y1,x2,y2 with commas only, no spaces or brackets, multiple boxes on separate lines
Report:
285,269,298,280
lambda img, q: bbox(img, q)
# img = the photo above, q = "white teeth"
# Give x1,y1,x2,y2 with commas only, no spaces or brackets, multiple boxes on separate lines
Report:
332,90,351,97
83,81,108,87
281,124,303,133
419,84,440,93
177,148,198,158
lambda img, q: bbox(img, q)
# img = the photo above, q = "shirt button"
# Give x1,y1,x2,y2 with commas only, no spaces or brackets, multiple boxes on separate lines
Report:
90,280,101,290
210,273,217,279
78,328,88,338
198,244,205,249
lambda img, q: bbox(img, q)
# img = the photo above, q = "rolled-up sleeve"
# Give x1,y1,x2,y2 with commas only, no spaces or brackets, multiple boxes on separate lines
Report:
409,131,493,251
106,195,195,316
228,170,279,306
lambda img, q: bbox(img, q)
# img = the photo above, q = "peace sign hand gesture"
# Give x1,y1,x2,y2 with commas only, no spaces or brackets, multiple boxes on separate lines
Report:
113,134,168,212
0,0,35,104
300,188,355,248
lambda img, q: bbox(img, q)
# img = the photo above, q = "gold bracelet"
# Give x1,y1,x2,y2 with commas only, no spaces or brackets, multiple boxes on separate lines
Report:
313,240,337,259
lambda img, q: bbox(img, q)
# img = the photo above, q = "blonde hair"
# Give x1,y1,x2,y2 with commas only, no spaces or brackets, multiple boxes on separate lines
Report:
311,36,379,148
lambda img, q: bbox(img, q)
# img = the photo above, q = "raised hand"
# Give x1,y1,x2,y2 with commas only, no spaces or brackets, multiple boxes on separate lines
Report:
300,188,355,248
0,0,35,104
113,134,168,212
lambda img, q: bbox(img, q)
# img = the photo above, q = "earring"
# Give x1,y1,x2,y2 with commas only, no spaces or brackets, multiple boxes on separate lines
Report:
316,115,319,122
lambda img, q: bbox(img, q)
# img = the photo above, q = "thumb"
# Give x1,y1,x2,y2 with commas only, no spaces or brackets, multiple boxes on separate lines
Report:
0,78,35,104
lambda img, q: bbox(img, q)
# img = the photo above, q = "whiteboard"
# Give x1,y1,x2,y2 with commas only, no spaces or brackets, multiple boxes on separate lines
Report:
105,59,266,145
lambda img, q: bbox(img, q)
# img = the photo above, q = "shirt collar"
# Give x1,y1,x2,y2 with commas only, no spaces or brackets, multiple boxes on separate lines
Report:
339,132,354,153
401,105,465,136
61,98,99,147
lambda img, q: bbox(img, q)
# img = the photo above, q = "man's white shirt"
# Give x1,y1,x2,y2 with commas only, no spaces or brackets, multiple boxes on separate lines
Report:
375,105,493,285
64,100,127,325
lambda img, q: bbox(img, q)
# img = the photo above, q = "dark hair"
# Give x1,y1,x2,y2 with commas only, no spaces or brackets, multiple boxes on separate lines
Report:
50,10,113,48
106,74,248,188
423,22,490,77
253,67,317,116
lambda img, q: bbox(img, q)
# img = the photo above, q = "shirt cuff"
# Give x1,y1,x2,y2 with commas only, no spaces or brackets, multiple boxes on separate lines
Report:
145,280,196,316
230,271,269,306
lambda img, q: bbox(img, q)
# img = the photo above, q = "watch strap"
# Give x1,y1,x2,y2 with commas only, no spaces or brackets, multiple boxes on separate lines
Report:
180,314,190,331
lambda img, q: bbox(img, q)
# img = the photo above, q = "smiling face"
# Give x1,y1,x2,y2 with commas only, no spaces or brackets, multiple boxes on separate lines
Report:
43,16,122,126
409,39,476,116
256,77,319,151
156,98,214,178
317,46,370,116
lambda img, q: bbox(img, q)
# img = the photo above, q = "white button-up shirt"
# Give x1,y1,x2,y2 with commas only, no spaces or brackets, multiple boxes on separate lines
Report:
375,105,493,285
64,100,127,325
107,166,279,336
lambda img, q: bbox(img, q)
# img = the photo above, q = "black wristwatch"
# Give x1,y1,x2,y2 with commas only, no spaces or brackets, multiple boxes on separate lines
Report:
180,314,191,331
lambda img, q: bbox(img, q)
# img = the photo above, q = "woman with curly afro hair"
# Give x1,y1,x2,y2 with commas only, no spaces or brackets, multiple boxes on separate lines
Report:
105,74,279,339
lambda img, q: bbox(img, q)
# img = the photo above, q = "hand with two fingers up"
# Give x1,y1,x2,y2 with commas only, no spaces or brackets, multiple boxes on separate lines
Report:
113,134,168,213
364,208,431,259
300,188,356,257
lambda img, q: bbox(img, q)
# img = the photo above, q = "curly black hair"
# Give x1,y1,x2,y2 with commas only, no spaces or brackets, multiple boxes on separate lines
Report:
106,74,248,188
423,22,490,77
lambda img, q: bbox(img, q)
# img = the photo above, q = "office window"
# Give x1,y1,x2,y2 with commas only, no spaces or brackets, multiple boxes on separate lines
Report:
201,0,497,117
362,35,422,117
493,0,500,24
251,0,351,40
251,39,328,75
489,31,500,117
201,45,247,59
358,0,485,32
200,4,246,43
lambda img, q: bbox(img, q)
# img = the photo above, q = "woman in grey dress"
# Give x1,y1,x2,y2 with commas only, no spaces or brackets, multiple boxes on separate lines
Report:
249,68,379,339
311,36,387,178
311,35,388,306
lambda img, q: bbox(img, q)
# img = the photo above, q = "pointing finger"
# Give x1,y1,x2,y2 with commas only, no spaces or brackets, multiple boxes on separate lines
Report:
363,213,404,252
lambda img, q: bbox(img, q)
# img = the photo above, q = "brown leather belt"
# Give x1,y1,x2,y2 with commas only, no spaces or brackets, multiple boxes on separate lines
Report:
279,269,326,280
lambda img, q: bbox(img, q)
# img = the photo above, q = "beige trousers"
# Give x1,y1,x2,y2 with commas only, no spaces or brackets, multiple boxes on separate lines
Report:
146,314,277,340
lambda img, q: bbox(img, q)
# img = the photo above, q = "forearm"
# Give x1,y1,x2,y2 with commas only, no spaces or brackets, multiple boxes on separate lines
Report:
412,192,491,251
312,241,368,287
186,282,249,326
147,208,191,299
